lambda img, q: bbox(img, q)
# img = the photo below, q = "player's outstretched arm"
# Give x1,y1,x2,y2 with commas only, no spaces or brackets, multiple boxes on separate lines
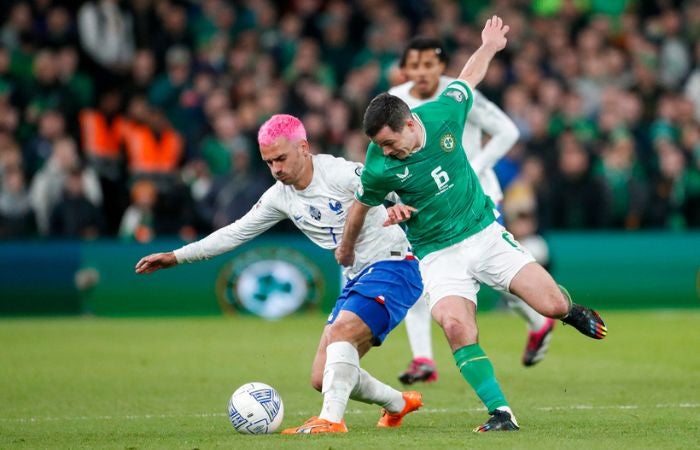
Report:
458,15,509,88
135,252,178,274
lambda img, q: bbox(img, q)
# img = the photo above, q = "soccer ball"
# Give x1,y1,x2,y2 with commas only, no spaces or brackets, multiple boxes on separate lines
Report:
227,382,284,434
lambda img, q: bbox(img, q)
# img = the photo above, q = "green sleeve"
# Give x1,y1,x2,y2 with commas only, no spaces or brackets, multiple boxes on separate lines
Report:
356,167,389,206
355,144,395,206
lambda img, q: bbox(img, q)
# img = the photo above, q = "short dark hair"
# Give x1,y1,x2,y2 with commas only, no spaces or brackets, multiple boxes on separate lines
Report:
399,36,449,68
362,93,412,138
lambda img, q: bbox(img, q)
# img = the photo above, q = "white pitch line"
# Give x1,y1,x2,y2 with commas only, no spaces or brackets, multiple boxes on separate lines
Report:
1,403,697,424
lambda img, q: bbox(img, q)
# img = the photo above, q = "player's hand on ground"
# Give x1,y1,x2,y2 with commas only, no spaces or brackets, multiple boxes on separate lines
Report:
384,204,416,226
481,15,509,52
334,244,355,267
135,252,177,274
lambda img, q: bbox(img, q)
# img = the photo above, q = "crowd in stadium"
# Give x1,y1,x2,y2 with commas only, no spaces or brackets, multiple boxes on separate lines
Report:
0,0,698,241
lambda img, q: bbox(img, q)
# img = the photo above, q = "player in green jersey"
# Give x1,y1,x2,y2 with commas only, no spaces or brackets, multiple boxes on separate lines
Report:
336,16,607,432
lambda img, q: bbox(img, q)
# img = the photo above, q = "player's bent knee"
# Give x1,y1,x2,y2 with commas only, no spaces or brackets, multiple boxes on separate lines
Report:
554,294,570,317
538,290,569,318
439,316,478,346
327,318,371,347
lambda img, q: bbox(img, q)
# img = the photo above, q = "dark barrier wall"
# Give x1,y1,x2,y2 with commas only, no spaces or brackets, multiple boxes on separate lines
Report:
546,232,700,309
0,242,82,315
1,233,698,316
1,236,342,317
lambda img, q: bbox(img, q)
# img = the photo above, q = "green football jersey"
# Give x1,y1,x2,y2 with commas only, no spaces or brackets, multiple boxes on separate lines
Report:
357,80,496,259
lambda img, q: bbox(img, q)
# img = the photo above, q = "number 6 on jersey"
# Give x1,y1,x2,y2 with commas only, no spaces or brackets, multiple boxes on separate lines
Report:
431,166,450,190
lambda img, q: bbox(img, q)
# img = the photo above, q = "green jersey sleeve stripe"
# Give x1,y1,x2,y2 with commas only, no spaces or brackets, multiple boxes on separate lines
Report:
446,80,473,100
353,192,376,207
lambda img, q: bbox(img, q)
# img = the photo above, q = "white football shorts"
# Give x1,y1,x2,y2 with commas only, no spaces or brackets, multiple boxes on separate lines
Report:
419,221,536,310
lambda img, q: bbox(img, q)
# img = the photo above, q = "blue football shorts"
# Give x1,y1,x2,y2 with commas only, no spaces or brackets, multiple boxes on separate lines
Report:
327,257,423,346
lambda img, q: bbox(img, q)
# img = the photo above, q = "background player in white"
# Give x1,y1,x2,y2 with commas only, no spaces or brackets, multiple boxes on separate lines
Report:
135,114,423,434
388,37,555,383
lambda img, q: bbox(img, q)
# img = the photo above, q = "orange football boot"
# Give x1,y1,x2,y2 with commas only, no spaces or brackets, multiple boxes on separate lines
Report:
281,416,348,434
377,391,423,427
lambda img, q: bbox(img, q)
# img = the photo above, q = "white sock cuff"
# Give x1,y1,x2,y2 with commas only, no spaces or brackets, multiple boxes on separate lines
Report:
326,341,359,366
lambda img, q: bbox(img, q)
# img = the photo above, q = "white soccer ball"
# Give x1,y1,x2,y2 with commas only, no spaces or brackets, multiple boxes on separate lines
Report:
227,382,284,434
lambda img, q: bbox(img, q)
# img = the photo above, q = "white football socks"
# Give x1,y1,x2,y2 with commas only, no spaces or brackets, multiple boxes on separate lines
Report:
319,341,360,423
350,368,405,413
404,294,433,359
503,293,546,331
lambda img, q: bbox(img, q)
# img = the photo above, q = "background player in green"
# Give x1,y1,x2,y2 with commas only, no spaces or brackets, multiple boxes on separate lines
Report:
336,16,608,432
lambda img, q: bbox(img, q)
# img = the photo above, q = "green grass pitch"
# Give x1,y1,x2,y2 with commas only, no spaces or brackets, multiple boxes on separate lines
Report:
1,310,699,449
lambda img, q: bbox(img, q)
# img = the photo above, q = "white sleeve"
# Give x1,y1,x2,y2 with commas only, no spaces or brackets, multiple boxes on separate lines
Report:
77,5,100,61
467,91,519,175
332,158,364,195
174,187,287,263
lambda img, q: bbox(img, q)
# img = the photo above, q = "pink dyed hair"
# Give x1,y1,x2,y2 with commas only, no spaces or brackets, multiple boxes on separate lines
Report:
257,114,307,147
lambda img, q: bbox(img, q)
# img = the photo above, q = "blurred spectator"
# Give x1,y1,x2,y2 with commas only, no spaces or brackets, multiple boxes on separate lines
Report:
48,166,104,239
77,0,134,90
40,6,78,49
523,105,557,173
79,89,130,234
503,154,549,232
124,48,156,99
197,147,272,230
477,58,508,107
120,177,197,242
503,85,532,140
594,131,648,229
151,2,194,70
148,46,192,135
654,9,691,90
326,99,353,155
0,2,33,51
342,130,369,163
122,99,183,180
684,42,700,122
0,102,20,147
544,131,611,229
646,140,700,229
22,109,66,178
0,162,35,238
550,90,597,145
128,0,160,49
0,45,20,104
284,37,336,89
199,109,252,176
319,4,356,86
119,178,157,242
29,137,102,236
340,61,380,125
24,50,80,131
56,45,94,111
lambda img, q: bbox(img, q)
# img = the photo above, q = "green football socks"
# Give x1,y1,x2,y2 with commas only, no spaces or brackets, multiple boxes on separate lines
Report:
454,344,508,412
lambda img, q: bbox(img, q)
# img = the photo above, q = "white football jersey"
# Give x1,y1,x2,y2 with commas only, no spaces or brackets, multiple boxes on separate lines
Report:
175,154,411,279
389,76,519,204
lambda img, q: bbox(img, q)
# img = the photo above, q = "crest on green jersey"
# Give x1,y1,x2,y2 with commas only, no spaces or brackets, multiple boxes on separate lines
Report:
440,133,456,152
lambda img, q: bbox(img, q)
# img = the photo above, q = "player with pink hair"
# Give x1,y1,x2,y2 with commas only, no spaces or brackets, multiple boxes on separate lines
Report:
257,114,307,147
135,113,424,433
